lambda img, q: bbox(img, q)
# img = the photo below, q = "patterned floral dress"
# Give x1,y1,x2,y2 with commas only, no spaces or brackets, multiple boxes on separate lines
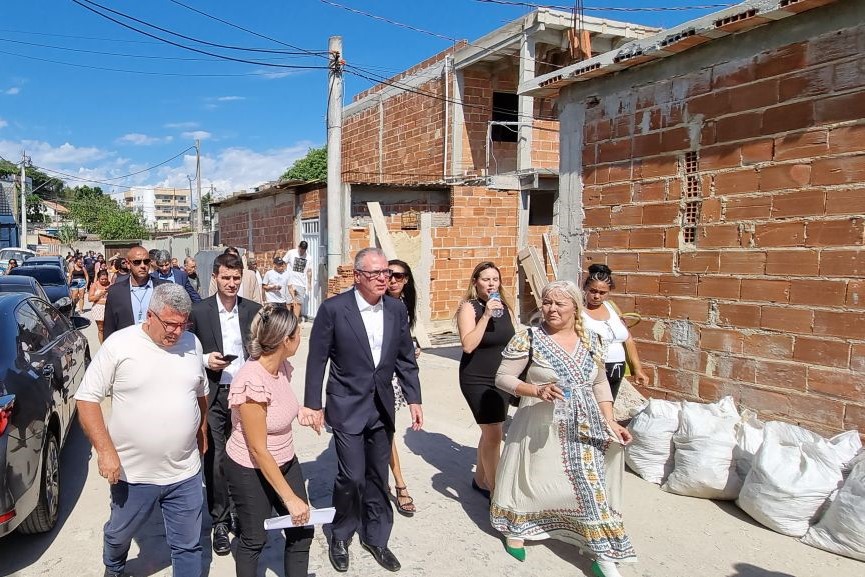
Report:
490,327,636,563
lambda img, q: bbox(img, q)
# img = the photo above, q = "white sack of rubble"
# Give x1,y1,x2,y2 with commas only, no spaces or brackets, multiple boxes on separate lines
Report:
733,409,764,480
736,422,856,537
624,398,680,484
661,396,742,499
801,453,865,561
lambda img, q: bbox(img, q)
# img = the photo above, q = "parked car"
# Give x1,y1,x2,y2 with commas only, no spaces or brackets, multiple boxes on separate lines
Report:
0,248,36,275
0,276,50,302
24,256,67,271
0,294,91,537
7,266,74,317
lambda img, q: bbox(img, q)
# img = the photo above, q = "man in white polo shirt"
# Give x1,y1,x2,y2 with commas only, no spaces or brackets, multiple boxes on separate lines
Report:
283,240,312,320
76,283,208,577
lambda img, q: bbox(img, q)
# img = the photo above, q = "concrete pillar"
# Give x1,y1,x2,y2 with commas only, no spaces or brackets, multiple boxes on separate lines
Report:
450,70,465,178
517,28,536,173
418,212,433,327
557,99,586,282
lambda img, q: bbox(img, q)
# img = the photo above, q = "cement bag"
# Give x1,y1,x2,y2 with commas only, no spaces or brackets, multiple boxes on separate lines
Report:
800,455,865,561
827,430,862,472
624,399,680,484
736,422,844,537
733,410,764,480
662,396,741,499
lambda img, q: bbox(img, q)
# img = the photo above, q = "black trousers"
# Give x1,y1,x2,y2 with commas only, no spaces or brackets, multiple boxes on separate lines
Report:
204,387,233,527
331,414,394,547
225,456,313,577
605,361,626,401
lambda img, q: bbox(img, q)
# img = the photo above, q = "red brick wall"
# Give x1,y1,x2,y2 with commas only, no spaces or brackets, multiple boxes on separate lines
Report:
579,24,865,435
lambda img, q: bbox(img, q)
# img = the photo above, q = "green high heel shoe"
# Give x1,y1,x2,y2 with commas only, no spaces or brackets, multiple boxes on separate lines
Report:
504,539,526,562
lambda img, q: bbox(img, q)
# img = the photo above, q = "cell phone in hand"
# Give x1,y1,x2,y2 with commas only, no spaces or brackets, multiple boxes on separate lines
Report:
221,354,239,363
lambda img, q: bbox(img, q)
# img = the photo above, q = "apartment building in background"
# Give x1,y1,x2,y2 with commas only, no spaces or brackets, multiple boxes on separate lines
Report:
124,186,192,231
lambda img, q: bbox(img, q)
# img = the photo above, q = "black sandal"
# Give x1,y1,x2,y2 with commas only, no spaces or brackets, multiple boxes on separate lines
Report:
393,486,416,517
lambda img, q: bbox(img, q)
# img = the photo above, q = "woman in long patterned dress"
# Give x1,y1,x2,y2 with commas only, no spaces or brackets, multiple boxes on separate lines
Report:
491,280,636,577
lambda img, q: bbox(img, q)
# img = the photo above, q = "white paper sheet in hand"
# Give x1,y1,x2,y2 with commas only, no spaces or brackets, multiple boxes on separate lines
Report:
264,507,336,530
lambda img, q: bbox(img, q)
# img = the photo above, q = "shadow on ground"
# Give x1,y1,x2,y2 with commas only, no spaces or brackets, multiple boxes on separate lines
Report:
728,563,796,577
0,418,91,575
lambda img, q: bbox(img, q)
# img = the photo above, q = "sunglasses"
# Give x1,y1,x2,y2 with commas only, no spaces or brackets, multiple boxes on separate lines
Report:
388,270,407,281
130,258,152,266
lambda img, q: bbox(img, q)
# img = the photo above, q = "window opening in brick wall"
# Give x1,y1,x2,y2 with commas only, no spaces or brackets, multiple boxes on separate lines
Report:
491,92,519,143
529,191,555,226
680,151,702,245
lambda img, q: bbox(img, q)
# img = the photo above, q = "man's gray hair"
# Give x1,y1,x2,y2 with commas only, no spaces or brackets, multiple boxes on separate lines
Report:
354,247,386,270
149,283,192,316
154,249,172,265
183,256,195,266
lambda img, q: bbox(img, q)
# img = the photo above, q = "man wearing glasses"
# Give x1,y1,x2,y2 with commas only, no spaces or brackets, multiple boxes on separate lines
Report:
305,247,423,573
76,283,209,577
188,252,261,556
103,246,169,341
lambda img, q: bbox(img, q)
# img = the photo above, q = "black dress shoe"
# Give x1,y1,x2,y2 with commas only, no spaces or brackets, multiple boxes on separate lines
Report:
329,537,350,572
212,522,231,556
104,570,125,577
360,541,401,572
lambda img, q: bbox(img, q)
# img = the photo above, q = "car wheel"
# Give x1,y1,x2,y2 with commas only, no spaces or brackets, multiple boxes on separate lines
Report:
18,433,61,534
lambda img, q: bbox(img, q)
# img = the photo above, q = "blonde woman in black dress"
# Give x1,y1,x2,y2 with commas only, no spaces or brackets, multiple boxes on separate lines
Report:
457,261,515,498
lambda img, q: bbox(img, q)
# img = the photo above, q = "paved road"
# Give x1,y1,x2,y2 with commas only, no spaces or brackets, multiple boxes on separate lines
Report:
0,319,861,577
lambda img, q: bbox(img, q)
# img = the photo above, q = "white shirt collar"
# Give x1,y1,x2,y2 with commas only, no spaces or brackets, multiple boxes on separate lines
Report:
354,287,383,312
217,297,239,315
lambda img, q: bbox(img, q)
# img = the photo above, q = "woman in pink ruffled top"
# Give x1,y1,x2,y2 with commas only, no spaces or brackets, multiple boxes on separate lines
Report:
224,303,322,577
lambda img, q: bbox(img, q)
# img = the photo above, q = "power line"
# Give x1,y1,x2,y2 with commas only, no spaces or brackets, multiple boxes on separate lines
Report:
0,46,325,77
319,0,567,70
474,0,734,11
166,0,330,61
71,0,327,69
33,166,138,190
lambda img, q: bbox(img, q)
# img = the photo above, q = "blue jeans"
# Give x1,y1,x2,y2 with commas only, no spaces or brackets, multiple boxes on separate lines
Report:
103,471,204,577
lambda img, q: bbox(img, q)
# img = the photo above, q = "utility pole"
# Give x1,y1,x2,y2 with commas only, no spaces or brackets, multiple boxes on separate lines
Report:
195,139,202,233
209,183,215,231
326,36,344,277
186,175,194,231
20,151,27,248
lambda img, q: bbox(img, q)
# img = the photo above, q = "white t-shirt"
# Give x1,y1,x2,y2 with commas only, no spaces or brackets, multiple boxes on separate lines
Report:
75,325,209,485
283,249,311,289
262,269,292,303
581,301,630,363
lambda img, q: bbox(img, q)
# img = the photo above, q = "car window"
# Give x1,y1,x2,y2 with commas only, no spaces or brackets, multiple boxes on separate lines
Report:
30,299,71,338
9,267,66,285
0,249,33,262
15,302,52,352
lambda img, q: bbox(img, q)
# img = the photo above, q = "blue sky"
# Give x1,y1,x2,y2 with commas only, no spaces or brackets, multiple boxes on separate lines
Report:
0,0,728,199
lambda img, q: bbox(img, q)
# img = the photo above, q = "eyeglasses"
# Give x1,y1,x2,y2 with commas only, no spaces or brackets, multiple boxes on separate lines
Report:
357,269,393,279
130,258,152,266
150,310,190,332
388,270,407,281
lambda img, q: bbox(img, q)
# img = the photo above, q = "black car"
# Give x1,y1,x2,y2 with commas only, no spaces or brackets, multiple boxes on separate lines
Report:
23,256,67,270
0,294,90,537
7,266,74,317
0,276,50,302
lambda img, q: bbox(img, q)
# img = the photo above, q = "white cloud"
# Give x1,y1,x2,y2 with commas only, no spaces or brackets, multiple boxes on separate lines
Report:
181,130,212,141
165,121,198,130
252,69,300,80
0,139,110,166
4,87,20,95
0,119,7,129
216,96,245,102
117,133,173,146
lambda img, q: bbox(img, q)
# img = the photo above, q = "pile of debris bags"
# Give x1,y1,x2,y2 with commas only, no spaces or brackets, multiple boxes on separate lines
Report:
625,396,864,561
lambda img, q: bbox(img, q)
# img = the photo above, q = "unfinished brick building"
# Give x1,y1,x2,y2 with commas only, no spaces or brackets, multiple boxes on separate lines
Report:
339,9,656,328
524,0,864,435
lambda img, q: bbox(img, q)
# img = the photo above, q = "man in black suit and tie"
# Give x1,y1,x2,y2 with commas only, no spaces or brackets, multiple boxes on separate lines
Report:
152,249,202,303
103,246,169,341
188,252,261,556
305,247,423,573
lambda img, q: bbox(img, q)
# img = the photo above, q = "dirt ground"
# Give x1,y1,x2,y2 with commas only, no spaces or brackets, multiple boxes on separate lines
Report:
0,320,861,577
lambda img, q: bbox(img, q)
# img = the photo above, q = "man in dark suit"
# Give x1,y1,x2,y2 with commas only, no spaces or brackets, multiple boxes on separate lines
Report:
152,249,202,303
103,246,169,341
305,247,423,573
188,252,260,556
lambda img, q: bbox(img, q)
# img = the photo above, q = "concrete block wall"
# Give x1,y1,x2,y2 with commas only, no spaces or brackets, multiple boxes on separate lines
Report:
576,23,865,435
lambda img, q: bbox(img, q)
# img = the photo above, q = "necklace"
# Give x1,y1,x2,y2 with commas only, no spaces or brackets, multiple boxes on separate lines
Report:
130,282,150,322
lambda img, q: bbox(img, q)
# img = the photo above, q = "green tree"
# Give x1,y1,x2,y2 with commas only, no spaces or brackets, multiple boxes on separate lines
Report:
0,159,64,199
68,187,150,240
58,224,79,252
26,193,45,223
99,209,149,240
281,146,326,181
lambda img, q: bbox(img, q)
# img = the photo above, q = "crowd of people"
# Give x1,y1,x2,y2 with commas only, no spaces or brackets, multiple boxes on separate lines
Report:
71,244,647,577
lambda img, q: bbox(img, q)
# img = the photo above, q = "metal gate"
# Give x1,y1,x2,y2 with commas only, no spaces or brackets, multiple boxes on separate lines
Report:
301,218,321,318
